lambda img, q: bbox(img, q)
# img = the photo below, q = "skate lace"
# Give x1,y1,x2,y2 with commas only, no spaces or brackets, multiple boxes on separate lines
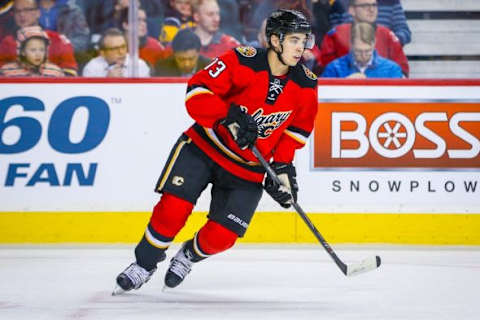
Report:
124,264,151,288
170,256,192,279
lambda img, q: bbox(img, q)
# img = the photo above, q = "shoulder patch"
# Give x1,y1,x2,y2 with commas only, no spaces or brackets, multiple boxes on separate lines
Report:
236,46,257,58
302,64,317,80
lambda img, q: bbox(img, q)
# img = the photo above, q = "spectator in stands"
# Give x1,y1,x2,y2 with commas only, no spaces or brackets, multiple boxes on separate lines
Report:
154,28,210,77
137,0,166,39
37,0,90,53
319,0,409,76
119,7,169,68
328,0,411,45
85,0,165,44
0,0,78,75
191,0,240,59
0,0,15,39
159,0,195,45
322,22,402,78
0,26,64,76
82,27,150,77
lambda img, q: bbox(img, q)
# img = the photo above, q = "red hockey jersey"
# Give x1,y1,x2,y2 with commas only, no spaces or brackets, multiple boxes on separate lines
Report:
199,32,241,59
319,23,409,76
184,47,318,183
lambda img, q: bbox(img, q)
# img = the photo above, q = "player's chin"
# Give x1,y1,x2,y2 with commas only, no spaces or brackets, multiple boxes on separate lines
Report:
287,56,302,66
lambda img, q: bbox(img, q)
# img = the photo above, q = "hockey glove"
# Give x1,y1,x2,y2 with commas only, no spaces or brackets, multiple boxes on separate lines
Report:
222,103,258,150
264,162,298,209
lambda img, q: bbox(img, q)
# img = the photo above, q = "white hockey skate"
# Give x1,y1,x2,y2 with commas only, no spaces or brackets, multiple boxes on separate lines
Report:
112,263,156,295
164,245,194,289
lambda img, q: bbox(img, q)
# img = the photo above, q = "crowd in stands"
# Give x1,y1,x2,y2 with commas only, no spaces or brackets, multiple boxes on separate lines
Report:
0,0,410,79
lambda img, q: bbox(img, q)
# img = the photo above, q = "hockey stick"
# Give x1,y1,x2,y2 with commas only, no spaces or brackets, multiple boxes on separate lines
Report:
251,146,381,276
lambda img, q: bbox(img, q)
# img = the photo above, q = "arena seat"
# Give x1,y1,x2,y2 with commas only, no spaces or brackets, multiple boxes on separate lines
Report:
402,0,480,78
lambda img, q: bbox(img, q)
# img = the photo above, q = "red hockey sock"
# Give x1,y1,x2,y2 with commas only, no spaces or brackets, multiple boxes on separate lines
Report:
196,220,238,255
149,192,193,238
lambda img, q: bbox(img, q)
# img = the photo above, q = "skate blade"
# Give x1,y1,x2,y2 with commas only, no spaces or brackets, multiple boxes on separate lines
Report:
162,285,171,292
112,285,126,296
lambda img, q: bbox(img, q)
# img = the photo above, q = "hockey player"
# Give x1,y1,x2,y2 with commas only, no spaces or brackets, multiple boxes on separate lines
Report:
113,9,318,294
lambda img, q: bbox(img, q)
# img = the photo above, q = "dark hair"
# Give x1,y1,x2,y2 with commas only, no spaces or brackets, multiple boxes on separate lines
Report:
118,7,146,29
172,29,201,52
99,28,126,50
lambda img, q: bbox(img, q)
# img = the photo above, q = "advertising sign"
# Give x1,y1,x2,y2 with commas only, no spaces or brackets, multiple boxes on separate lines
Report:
313,102,480,169
1,81,479,214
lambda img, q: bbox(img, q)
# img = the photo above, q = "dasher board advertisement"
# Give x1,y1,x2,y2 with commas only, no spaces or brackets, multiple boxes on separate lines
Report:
0,80,479,214
314,102,479,169
295,82,479,213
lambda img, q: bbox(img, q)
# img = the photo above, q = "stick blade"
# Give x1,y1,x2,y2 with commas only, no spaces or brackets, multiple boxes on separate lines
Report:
346,255,381,277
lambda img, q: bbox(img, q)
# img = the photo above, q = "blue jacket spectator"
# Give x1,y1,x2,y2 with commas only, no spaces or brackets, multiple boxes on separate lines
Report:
321,49,402,78
322,21,402,78
329,0,411,45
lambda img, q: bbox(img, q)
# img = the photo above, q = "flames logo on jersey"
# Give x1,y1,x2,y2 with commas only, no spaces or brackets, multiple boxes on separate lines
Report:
302,64,317,80
236,46,257,58
251,108,292,138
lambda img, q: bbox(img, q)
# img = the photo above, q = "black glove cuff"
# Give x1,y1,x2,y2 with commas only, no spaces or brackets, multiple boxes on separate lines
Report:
271,162,296,176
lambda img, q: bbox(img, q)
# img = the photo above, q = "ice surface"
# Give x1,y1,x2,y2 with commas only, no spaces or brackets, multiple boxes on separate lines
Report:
1,245,479,320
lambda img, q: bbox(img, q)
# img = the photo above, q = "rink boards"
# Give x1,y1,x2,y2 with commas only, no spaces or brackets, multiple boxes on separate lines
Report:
0,79,479,244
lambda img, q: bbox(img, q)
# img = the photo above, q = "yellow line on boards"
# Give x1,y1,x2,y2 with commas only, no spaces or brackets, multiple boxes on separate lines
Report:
0,212,479,245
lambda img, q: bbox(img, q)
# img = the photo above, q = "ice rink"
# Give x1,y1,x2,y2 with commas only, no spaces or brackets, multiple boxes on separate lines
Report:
1,245,479,320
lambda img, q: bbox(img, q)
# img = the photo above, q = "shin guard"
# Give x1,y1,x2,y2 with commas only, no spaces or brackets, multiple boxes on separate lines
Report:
149,192,193,238
135,193,193,271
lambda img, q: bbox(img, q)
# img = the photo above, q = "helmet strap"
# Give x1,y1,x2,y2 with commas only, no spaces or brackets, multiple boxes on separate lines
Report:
271,33,288,66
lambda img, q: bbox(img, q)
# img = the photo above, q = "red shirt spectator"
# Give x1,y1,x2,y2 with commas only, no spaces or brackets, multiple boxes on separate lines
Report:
319,23,409,76
120,7,170,68
199,32,239,59
0,28,77,75
192,0,240,59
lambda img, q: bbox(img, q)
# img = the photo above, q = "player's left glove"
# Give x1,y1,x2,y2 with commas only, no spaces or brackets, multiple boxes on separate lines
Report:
222,103,258,150
264,162,298,209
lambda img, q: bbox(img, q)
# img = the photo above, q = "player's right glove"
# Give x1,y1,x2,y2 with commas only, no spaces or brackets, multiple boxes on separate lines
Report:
222,103,258,150
264,162,298,209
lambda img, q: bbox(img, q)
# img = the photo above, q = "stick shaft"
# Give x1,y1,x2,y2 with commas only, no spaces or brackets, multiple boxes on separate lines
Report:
251,146,348,275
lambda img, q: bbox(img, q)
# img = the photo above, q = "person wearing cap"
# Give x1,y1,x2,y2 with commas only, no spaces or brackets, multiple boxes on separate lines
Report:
112,9,318,295
0,0,78,76
0,25,64,76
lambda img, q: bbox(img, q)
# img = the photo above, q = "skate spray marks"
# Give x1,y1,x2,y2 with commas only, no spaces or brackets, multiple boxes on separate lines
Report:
67,291,110,319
